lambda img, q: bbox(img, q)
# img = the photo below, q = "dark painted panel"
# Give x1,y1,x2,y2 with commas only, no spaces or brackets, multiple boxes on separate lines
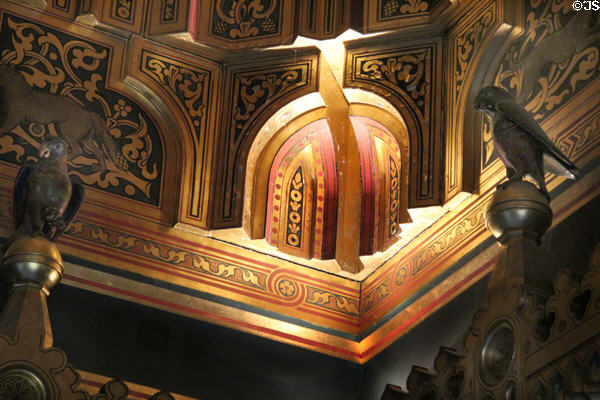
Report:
46,284,363,400
360,274,489,400
360,192,600,399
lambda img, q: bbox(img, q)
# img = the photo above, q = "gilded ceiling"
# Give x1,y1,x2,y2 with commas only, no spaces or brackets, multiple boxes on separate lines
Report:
0,0,599,362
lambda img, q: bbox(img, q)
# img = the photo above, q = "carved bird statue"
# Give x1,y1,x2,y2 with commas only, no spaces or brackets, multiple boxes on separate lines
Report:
474,86,579,199
12,136,84,241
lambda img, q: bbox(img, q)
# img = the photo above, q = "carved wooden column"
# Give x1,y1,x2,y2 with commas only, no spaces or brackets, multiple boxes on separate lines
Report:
381,181,600,399
485,180,553,294
461,180,553,398
0,237,84,399
0,237,177,399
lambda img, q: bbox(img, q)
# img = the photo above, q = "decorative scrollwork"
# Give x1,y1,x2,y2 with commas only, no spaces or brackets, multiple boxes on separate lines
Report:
483,0,600,168
306,287,359,316
161,0,177,23
141,51,209,139
410,203,486,276
232,68,304,141
360,283,391,314
190,255,266,289
380,0,430,19
0,14,162,204
219,60,313,224
355,48,431,116
211,0,280,39
113,0,134,22
454,7,495,96
395,266,407,287
389,156,400,238
66,221,268,290
286,167,304,248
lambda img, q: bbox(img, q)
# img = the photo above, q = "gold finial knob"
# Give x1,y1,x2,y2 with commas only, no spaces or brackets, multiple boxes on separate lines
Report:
485,181,552,245
1,236,64,295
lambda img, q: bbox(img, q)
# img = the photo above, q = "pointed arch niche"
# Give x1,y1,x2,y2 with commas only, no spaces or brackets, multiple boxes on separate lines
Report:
243,89,410,266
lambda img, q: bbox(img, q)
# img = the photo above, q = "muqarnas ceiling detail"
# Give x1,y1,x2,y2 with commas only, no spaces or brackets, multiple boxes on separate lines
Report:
265,119,338,260
352,116,409,256
258,115,409,262
0,14,163,205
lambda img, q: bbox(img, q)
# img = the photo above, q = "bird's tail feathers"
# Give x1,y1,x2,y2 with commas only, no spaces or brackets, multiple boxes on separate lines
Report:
543,153,579,180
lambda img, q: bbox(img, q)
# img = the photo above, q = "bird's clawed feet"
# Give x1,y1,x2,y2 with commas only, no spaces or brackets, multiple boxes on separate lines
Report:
497,179,518,190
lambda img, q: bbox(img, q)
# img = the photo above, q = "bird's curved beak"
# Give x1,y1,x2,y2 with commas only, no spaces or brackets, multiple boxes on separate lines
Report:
39,146,50,159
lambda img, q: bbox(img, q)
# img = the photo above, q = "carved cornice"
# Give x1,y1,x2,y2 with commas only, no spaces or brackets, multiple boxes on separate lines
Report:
380,242,600,399
59,216,361,333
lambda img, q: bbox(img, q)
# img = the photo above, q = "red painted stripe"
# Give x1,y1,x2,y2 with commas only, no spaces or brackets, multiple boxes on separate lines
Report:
554,180,600,220
62,237,359,329
64,215,360,295
78,209,276,272
353,116,377,255
187,0,198,38
361,187,495,292
318,124,338,259
63,253,496,362
360,228,487,326
61,238,300,308
360,177,600,327
266,120,318,243
297,305,359,325
358,256,497,360
361,159,600,294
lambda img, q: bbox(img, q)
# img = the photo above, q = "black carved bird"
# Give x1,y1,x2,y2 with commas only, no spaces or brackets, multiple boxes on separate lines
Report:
474,86,579,198
13,136,84,241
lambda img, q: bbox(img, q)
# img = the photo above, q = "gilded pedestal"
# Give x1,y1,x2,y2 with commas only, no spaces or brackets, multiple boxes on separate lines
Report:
484,181,554,294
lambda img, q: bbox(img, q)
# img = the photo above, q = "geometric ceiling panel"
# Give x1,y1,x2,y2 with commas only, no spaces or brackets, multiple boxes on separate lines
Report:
190,0,297,50
265,118,338,260
0,13,163,206
345,37,444,207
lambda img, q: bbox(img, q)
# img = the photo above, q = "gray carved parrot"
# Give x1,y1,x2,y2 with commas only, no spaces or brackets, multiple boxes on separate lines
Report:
474,86,579,198
12,136,84,241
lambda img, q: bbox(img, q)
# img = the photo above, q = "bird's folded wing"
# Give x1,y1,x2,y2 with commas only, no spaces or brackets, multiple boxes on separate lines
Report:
53,182,84,240
496,99,575,168
12,165,31,230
